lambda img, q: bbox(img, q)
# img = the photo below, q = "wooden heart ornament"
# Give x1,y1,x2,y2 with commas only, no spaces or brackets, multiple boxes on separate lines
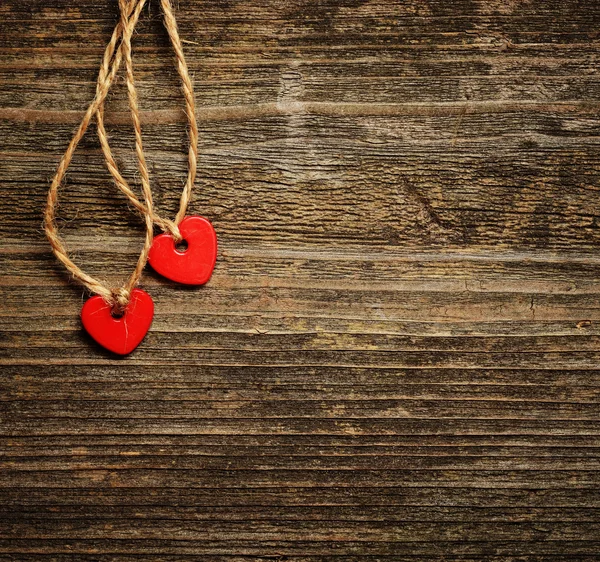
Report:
148,215,217,285
81,289,154,355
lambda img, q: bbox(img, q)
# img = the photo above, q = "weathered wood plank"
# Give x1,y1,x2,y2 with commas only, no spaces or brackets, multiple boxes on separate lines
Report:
2,485,599,507
3,114,600,251
0,541,598,558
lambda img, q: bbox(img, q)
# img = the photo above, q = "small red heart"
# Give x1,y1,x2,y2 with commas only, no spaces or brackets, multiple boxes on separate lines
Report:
148,215,217,285
81,288,154,355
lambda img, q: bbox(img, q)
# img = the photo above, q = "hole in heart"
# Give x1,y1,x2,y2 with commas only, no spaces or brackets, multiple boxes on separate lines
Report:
111,308,126,320
175,239,189,253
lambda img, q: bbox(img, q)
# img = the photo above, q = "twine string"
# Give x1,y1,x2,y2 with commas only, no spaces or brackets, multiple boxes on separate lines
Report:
44,0,153,312
159,0,198,227
44,0,198,310
96,0,199,242
95,0,150,221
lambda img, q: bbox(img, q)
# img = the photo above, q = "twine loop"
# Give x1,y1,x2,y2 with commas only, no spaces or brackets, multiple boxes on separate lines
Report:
96,0,198,241
45,0,198,308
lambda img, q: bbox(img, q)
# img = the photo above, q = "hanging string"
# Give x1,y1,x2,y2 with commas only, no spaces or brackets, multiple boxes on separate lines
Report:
96,0,199,242
44,0,154,314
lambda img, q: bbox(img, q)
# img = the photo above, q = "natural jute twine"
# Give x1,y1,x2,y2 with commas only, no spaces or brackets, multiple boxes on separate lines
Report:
44,0,198,312
97,0,199,242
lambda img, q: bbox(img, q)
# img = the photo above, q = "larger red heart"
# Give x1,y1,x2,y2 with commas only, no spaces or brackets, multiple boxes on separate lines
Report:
148,215,217,285
81,288,154,355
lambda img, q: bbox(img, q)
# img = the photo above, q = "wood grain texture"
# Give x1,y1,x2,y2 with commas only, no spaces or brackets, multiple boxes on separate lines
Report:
1,0,600,559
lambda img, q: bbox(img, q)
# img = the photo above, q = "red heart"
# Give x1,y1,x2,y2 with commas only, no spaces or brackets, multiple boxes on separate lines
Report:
81,288,154,355
148,215,217,285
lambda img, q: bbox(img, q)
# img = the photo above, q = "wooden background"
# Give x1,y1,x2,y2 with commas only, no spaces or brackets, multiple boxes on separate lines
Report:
1,0,600,559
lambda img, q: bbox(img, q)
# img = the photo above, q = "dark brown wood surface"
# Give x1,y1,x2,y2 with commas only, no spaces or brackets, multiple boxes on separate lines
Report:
2,0,600,559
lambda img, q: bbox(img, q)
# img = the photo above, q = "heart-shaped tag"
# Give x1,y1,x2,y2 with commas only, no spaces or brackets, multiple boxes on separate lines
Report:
81,288,154,355
148,215,217,285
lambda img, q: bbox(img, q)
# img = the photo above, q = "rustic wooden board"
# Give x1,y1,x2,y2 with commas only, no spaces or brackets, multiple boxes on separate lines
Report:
1,0,600,559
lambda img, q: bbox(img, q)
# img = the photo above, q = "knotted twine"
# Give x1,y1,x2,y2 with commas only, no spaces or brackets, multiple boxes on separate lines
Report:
44,0,199,313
